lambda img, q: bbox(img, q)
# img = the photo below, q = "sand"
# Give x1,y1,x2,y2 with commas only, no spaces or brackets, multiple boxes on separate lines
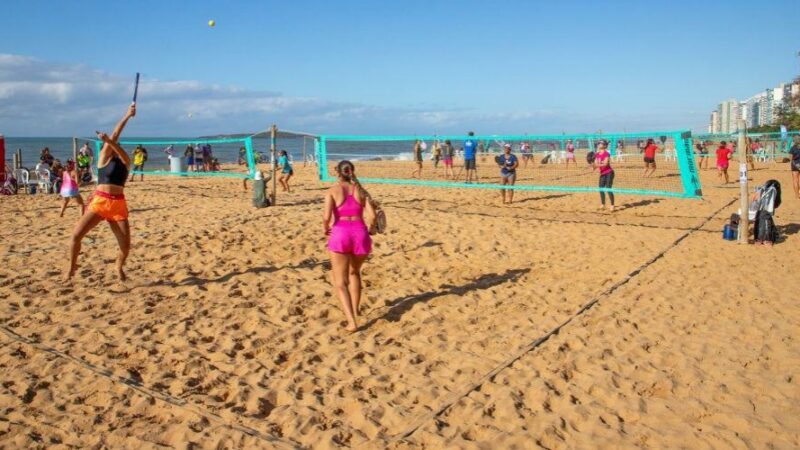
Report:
0,160,798,449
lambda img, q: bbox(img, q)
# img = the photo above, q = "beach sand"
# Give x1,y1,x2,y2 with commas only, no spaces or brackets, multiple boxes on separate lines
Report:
0,160,798,448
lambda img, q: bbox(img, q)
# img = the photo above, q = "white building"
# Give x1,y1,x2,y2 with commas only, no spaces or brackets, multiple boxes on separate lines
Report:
710,79,799,131
709,111,720,133
718,99,739,133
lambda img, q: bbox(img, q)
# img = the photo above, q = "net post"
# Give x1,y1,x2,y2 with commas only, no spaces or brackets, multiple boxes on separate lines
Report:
244,136,256,178
675,131,701,198
72,137,78,164
94,140,102,185
737,120,749,244
270,124,277,206
317,136,328,181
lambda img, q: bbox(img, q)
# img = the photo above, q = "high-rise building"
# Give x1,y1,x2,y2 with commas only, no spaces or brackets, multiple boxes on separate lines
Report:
709,111,720,133
709,78,799,131
718,99,739,133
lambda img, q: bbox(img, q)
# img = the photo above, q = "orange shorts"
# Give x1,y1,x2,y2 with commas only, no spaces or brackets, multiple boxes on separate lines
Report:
88,191,128,222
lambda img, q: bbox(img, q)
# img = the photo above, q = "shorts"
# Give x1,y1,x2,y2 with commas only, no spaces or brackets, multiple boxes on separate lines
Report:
443,159,453,167
465,158,477,170
187,156,194,165
644,157,656,164
282,169,294,176
566,152,575,160
132,164,144,172
717,163,729,170
328,222,372,255
501,171,516,183
88,191,128,222
792,160,800,172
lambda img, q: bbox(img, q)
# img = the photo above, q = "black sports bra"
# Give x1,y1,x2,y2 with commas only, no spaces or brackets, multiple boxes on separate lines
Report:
98,156,129,187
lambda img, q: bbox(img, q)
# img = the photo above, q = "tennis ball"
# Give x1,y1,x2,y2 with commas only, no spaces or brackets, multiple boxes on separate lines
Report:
208,20,215,27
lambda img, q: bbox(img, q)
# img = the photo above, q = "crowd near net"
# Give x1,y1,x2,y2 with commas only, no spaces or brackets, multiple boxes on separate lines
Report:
694,131,800,162
316,131,703,199
90,136,258,179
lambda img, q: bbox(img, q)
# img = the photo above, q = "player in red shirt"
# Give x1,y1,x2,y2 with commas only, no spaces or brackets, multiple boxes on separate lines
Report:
642,138,659,177
715,141,733,184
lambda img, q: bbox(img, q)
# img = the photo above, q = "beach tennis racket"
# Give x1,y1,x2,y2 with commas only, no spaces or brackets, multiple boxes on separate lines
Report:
494,155,504,166
132,72,140,103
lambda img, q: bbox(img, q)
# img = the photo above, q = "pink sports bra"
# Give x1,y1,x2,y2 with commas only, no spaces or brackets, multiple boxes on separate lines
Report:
334,185,364,220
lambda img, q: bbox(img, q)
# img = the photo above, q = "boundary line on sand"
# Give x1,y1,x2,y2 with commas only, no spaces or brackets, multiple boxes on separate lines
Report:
0,326,300,449
390,196,738,442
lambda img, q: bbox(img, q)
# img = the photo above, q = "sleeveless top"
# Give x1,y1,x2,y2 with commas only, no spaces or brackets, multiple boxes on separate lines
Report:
62,171,77,191
334,185,364,222
98,156,128,187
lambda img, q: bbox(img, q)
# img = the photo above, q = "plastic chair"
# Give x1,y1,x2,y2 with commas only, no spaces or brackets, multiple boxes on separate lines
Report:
14,169,31,194
37,169,52,194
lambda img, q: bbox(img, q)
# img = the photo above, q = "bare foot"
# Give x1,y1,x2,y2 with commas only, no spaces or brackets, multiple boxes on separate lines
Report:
346,323,358,333
116,263,127,281
609,205,615,212
64,266,76,282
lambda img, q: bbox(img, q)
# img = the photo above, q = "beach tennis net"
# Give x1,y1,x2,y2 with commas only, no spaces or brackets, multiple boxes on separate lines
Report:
316,131,702,198
89,136,259,179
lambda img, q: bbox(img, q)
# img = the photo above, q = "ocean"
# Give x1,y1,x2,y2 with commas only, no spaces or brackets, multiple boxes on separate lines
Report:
2,136,316,171
2,136,568,172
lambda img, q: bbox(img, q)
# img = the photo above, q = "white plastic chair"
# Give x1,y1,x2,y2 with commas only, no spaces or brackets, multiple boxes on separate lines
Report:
14,169,31,193
37,169,52,194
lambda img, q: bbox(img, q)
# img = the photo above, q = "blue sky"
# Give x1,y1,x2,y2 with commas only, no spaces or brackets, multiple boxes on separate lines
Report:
1,0,798,136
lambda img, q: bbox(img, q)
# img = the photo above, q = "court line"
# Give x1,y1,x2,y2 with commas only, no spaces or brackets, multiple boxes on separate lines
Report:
389,196,738,442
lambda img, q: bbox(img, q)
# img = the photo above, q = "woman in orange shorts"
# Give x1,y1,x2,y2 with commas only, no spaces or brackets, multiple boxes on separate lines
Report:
65,103,136,281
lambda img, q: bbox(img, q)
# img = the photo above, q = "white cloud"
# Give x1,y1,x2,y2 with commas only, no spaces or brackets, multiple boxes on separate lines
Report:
0,54,702,137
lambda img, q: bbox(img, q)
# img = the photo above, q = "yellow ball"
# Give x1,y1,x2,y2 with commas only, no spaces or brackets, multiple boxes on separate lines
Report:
208,20,215,27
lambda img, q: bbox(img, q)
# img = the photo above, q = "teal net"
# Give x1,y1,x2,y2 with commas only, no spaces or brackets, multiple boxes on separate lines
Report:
91,136,259,179
316,130,702,199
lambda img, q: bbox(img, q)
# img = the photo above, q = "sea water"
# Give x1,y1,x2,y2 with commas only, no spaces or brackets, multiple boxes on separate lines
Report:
2,136,434,170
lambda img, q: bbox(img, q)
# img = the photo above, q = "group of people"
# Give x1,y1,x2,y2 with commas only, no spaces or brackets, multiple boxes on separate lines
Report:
56,100,799,336
183,143,220,173
490,137,616,209
26,145,93,217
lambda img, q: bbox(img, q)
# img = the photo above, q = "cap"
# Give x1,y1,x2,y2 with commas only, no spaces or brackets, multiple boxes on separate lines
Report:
504,143,512,149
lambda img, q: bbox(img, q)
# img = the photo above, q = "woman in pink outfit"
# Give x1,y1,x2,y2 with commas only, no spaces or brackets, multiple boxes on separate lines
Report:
323,160,376,332
59,160,85,217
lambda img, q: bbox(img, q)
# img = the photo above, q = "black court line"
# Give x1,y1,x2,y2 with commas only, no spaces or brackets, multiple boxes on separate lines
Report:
388,196,739,442
0,325,300,449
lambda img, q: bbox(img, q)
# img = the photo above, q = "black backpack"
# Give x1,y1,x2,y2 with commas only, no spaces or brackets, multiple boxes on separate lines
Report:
754,210,778,244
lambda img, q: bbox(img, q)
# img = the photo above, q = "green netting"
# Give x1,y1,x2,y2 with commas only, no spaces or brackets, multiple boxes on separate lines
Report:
316,130,703,199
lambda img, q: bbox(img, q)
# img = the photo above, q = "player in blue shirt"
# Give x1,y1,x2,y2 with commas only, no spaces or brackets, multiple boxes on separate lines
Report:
463,131,478,183
498,144,519,204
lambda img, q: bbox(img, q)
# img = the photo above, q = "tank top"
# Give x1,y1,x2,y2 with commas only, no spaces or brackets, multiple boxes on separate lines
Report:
334,185,364,222
98,156,129,187
61,171,77,192
596,151,613,175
